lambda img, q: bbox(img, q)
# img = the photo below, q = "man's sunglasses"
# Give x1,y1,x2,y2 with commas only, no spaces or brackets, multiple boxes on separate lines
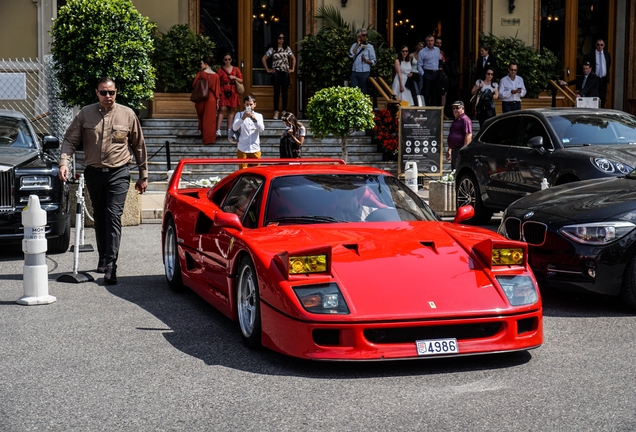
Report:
98,90,116,96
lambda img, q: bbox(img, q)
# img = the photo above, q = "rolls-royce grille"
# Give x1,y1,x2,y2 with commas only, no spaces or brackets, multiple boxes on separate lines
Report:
364,322,503,344
503,218,547,246
0,169,13,210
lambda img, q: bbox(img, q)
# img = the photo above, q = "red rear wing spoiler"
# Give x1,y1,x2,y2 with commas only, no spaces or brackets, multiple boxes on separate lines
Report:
168,158,347,190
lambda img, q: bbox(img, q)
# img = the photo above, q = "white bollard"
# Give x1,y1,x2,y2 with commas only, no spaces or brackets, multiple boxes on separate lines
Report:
404,161,418,193
17,195,56,305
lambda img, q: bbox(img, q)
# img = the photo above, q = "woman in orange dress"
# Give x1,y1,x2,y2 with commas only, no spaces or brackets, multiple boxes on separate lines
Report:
216,52,244,141
193,56,222,144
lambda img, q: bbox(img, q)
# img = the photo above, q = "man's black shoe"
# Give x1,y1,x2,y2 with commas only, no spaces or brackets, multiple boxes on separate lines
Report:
96,257,107,273
104,265,117,285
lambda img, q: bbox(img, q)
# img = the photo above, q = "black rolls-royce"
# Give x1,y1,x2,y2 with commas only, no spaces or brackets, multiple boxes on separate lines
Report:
0,110,70,253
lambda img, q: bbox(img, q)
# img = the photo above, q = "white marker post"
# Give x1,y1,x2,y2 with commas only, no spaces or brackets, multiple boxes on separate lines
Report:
17,195,56,305
404,161,419,193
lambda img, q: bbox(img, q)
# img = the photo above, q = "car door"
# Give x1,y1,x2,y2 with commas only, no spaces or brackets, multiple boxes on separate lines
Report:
199,175,264,294
473,115,523,206
504,115,555,201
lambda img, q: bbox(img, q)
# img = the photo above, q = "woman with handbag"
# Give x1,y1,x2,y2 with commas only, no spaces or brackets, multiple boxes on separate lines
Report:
279,112,305,158
216,53,244,141
471,67,498,127
391,45,414,106
262,33,296,119
192,56,222,144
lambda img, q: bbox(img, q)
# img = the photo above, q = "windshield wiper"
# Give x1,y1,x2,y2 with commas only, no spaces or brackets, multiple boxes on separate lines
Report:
268,215,343,224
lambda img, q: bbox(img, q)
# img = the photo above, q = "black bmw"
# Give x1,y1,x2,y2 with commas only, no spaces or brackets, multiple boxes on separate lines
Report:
456,108,636,224
498,176,636,309
0,110,70,253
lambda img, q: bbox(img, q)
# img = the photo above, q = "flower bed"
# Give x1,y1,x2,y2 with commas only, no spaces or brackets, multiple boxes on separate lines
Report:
373,109,399,158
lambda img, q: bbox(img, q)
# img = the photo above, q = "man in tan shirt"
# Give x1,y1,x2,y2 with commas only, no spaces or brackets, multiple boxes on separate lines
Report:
58,77,148,284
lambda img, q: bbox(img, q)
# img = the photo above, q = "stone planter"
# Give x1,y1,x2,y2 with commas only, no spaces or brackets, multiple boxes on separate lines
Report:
69,183,141,228
150,92,197,119
428,181,456,216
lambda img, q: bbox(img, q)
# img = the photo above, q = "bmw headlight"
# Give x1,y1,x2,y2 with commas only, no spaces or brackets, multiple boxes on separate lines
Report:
591,157,633,175
559,221,635,245
496,275,538,306
20,176,51,190
293,283,349,314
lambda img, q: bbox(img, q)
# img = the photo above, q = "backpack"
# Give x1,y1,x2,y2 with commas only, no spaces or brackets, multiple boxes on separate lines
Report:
230,112,242,143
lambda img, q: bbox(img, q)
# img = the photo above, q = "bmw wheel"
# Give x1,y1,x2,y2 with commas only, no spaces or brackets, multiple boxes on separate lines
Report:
456,174,493,225
164,219,184,291
237,256,262,349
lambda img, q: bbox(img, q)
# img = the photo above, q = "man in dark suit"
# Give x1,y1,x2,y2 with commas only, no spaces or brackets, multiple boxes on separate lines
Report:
560,61,599,98
474,44,497,81
584,38,611,107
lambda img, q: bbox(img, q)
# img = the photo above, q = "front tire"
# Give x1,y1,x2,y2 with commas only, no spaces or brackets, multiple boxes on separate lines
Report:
456,174,493,225
164,219,184,291
48,216,70,254
236,256,262,349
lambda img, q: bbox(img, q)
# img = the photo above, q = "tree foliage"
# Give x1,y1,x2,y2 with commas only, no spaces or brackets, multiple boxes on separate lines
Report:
51,0,156,109
152,24,217,93
306,86,375,162
299,5,394,93
480,33,561,98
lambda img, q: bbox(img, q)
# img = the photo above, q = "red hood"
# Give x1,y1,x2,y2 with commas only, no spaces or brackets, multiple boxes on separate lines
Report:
245,222,521,320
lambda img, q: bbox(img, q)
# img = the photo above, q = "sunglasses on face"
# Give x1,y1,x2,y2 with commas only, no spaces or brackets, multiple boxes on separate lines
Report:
224,58,232,61
278,36,285,39
486,72,494,75
98,90,116,96
401,50,409,53
452,106,462,110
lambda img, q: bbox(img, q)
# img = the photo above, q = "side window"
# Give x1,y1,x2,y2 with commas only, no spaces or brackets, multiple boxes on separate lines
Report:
520,117,553,150
221,175,264,227
479,117,522,146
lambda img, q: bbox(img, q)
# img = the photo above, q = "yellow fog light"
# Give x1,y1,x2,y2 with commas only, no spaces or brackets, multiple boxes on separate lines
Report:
492,248,524,265
289,254,327,274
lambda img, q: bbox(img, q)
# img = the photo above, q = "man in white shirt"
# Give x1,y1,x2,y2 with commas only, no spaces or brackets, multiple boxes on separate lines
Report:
232,95,265,169
584,38,611,108
499,62,527,112
349,28,376,94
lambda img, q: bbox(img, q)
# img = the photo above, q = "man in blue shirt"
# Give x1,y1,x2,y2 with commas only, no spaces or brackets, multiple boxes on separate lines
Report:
349,28,376,94
417,34,442,106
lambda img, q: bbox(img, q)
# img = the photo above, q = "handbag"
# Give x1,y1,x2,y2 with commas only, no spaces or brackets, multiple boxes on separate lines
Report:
235,80,245,94
190,75,209,103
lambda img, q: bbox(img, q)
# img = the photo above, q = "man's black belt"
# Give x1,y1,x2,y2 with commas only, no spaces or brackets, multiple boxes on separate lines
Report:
86,165,127,172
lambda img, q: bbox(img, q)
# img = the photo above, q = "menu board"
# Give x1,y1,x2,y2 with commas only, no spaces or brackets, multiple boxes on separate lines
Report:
398,107,444,176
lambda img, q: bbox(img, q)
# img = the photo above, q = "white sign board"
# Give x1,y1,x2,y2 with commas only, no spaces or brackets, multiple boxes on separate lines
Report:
576,97,600,108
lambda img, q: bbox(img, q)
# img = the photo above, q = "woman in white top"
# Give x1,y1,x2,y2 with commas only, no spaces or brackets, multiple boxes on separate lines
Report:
471,67,499,127
391,45,414,106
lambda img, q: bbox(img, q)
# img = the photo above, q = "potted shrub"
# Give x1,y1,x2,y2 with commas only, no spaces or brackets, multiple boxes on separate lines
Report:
306,86,375,163
51,0,155,110
150,24,216,118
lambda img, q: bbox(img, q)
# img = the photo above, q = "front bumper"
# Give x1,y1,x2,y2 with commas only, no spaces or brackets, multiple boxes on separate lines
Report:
0,204,68,243
261,302,543,360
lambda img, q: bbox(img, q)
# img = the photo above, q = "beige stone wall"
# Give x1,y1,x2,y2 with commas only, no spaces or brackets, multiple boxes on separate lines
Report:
133,0,183,32
0,0,38,58
482,0,535,47
69,183,141,228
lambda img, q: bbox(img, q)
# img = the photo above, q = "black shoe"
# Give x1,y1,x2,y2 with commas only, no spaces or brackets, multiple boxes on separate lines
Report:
104,265,117,285
96,257,107,273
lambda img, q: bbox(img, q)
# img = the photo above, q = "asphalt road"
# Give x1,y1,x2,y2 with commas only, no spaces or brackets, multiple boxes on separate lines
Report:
1,223,635,431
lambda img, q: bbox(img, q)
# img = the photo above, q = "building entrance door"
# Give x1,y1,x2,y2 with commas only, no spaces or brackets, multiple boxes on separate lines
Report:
198,0,297,118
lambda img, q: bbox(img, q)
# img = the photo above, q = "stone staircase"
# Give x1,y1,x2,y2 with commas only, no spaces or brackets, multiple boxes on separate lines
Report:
73,117,479,192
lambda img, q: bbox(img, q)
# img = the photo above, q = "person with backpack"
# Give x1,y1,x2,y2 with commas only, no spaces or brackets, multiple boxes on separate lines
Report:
471,67,498,127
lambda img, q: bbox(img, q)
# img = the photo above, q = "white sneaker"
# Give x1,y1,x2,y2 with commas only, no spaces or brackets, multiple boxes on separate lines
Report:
216,130,222,137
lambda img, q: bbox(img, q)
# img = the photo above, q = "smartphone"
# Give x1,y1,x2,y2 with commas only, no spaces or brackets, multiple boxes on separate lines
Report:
245,106,252,114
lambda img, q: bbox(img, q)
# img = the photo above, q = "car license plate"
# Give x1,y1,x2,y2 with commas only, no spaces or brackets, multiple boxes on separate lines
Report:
416,338,459,356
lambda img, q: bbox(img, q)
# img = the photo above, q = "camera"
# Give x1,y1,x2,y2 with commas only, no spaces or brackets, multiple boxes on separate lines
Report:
361,44,368,49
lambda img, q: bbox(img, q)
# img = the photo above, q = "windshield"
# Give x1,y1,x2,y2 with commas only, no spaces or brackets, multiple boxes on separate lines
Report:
547,113,636,147
264,174,439,225
0,116,36,149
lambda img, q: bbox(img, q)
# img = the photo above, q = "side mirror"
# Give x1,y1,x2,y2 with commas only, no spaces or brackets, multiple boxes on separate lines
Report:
42,135,59,150
527,136,545,154
214,211,243,232
453,205,475,224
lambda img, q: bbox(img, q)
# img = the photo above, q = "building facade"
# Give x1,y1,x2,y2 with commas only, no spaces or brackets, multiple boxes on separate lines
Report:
1,0,635,116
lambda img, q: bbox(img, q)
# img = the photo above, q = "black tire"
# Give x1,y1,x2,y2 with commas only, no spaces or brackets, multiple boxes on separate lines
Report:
620,255,636,310
163,219,184,291
48,216,70,254
456,174,493,225
236,256,262,349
